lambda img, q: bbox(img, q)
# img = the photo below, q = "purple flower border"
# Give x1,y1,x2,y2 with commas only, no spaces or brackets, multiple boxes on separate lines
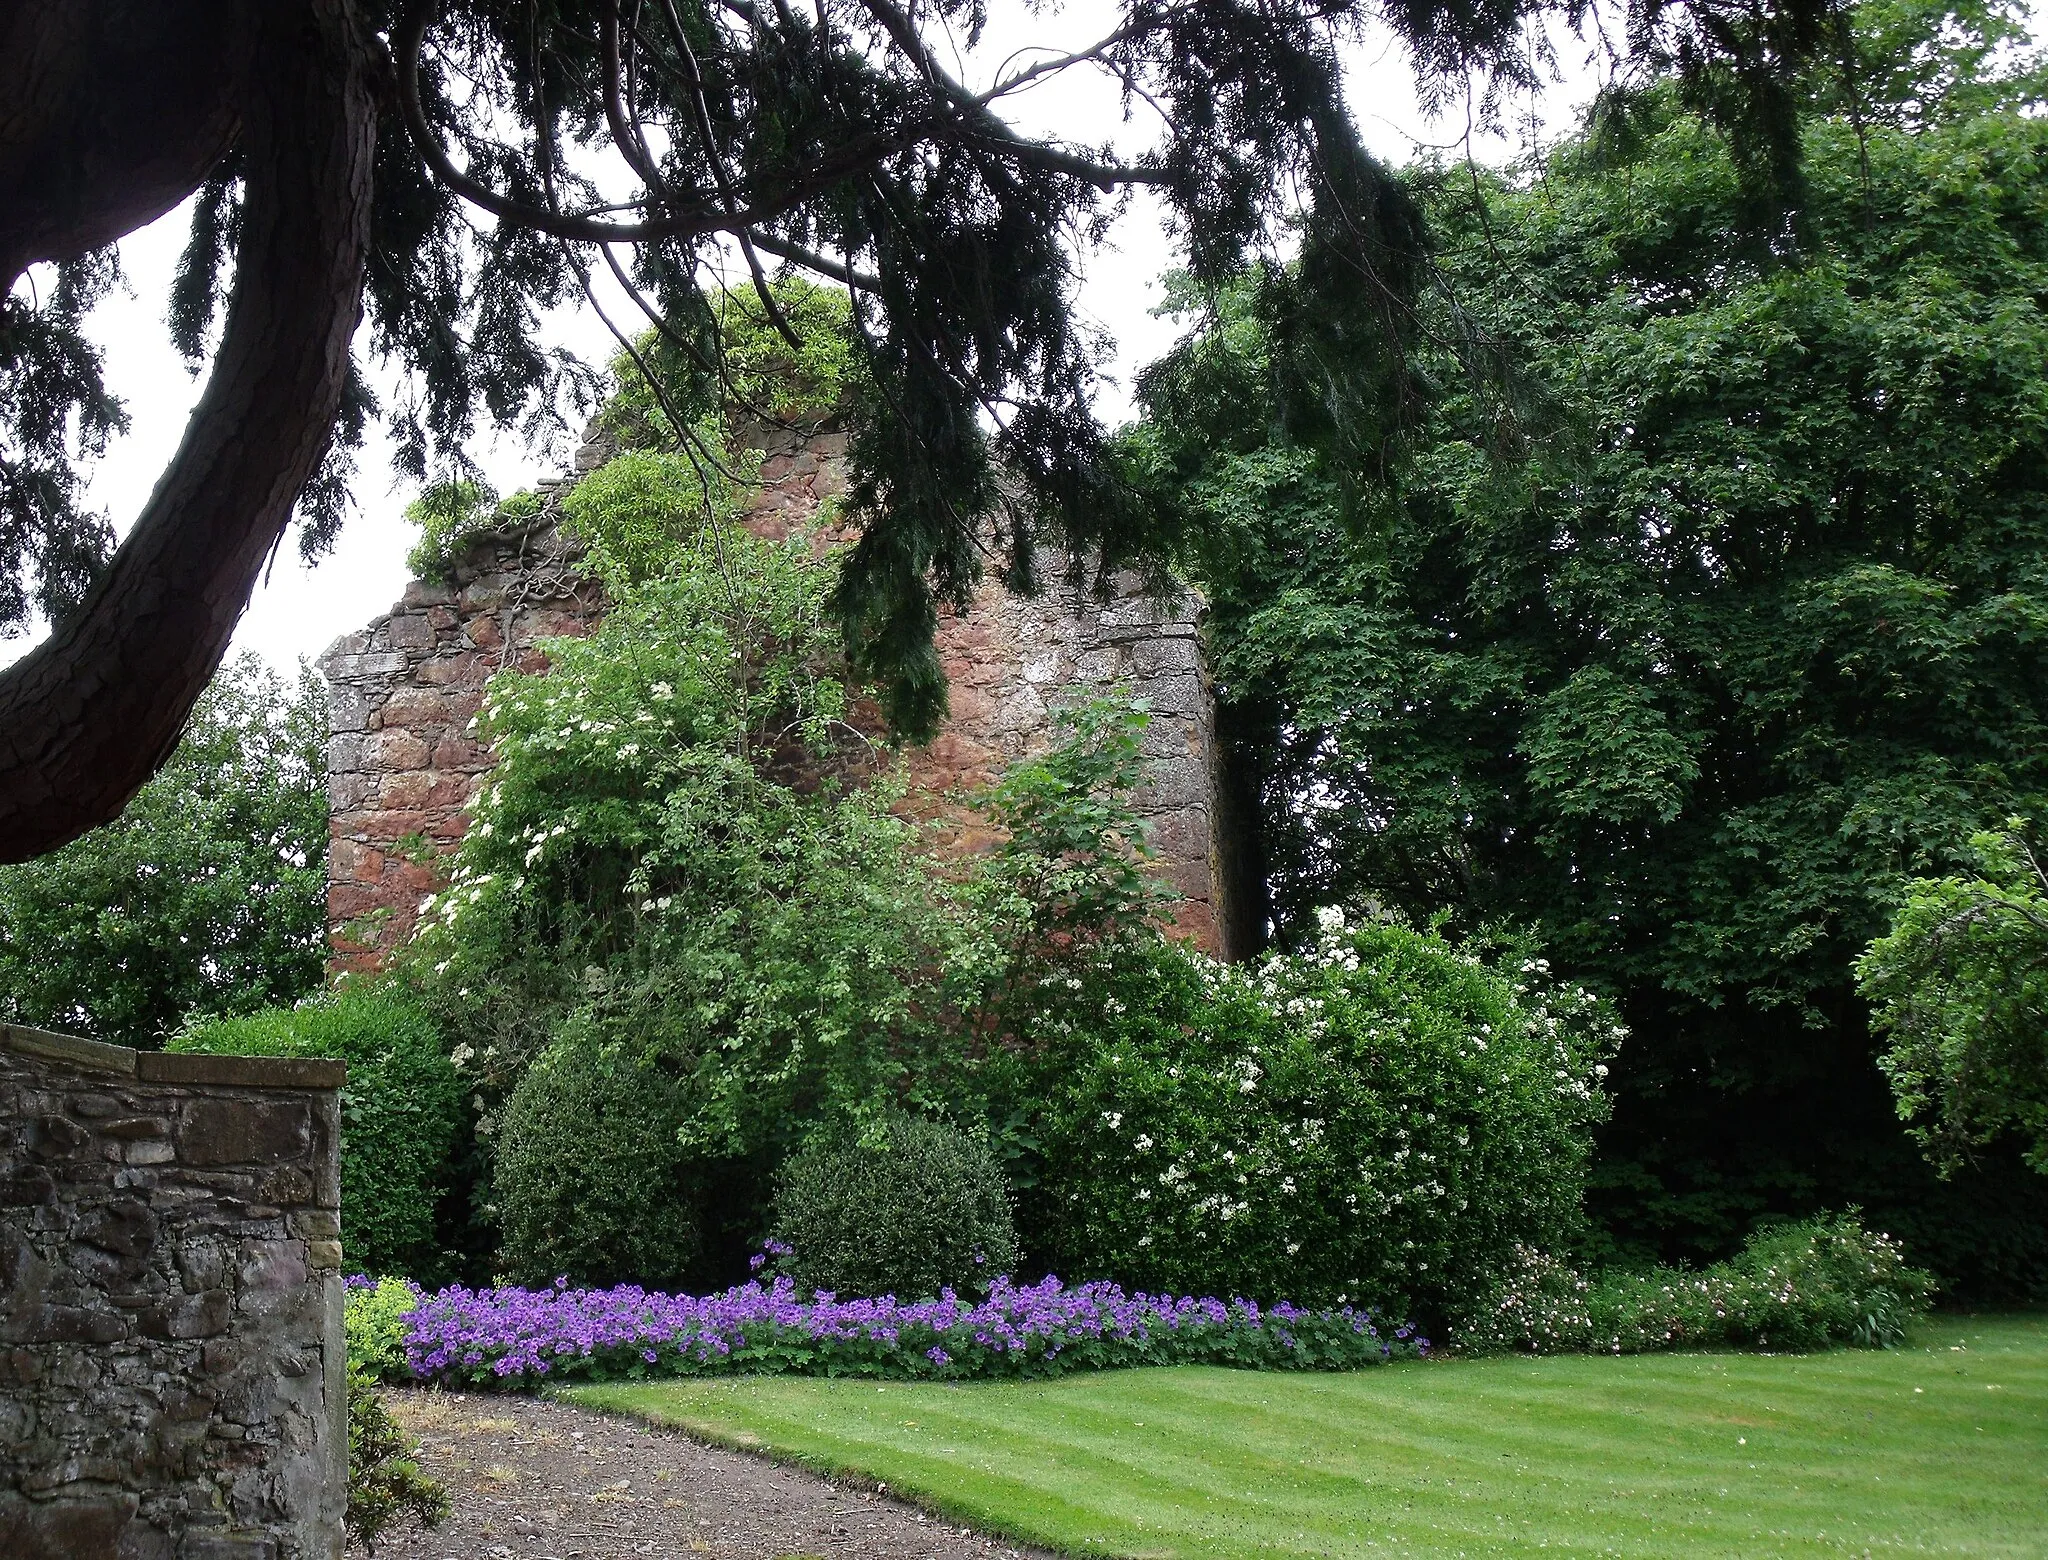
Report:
399,1272,1429,1386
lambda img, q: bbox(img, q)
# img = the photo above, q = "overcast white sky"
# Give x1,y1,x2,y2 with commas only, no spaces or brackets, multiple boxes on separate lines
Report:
45,10,1605,678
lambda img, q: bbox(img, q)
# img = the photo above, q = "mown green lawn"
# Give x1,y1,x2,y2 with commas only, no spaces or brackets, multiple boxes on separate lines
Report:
563,1313,2048,1559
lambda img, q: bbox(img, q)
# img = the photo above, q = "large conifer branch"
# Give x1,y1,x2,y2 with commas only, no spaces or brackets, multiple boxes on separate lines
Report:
0,0,374,861
0,0,251,291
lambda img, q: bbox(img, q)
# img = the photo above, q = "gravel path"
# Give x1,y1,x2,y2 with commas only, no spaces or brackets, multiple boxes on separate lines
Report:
362,1388,1062,1560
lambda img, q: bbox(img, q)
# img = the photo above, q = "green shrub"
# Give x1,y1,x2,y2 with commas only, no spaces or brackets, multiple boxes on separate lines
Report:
345,1361,447,1551
493,1025,701,1288
773,1114,1018,1301
560,447,756,591
173,985,463,1280
600,279,860,453
404,479,544,578
1454,1213,1937,1355
345,1276,422,1383
1858,822,2048,1177
1020,912,1619,1322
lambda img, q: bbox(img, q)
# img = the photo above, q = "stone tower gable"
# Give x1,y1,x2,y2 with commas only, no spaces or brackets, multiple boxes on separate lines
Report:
322,422,1238,968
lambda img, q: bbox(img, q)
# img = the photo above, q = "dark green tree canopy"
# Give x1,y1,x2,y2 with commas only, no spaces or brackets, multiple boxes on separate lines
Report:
0,0,1860,858
1132,0,2048,1290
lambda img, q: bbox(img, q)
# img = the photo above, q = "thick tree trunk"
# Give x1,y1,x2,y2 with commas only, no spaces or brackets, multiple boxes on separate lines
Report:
0,0,251,290
0,0,373,861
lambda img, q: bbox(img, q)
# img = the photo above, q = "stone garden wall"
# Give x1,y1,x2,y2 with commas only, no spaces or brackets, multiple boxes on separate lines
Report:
0,1025,345,1559
323,419,1241,968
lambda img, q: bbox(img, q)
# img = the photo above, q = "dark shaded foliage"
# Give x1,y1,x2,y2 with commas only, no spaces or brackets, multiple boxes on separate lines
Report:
10,0,1861,726
1133,0,2048,1299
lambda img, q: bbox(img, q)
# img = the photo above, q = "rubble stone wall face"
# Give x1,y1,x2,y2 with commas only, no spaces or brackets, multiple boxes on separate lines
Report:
0,1025,346,1560
323,422,1235,966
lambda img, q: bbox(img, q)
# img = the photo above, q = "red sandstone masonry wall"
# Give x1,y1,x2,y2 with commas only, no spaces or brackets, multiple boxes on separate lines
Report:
323,425,1234,968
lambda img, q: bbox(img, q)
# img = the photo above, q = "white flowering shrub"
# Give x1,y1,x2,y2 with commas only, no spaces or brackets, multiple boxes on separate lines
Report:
411,515,960,1205
1453,1213,1935,1354
1022,913,1622,1322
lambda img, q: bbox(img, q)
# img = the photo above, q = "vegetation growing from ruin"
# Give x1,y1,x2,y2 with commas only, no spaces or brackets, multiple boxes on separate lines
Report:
558,447,759,592
404,481,545,580
602,279,861,453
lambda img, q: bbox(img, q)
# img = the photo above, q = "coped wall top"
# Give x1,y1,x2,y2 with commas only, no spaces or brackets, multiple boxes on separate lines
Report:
0,1023,345,1090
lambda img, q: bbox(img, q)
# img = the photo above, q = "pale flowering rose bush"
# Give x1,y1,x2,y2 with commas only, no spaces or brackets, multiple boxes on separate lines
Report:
397,1270,1428,1387
1452,1213,1934,1354
384,456,1623,1316
1019,911,1623,1324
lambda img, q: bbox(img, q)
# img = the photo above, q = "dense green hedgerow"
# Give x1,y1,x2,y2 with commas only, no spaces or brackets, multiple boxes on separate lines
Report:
1020,913,1620,1323
173,985,463,1280
493,1022,702,1289
1453,1213,1937,1354
773,1114,1018,1301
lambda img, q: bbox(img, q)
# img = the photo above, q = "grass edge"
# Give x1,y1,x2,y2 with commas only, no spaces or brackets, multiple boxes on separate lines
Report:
553,1382,1105,1558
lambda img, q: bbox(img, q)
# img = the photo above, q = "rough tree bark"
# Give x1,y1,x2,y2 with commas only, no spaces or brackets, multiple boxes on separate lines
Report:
0,0,374,861
0,0,252,287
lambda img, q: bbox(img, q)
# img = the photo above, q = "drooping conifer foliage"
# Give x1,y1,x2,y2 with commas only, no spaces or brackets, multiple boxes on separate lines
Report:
1132,0,2048,1296
2,0,1857,857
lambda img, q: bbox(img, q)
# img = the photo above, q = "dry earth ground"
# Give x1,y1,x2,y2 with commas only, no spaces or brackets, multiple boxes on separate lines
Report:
361,1389,1061,1560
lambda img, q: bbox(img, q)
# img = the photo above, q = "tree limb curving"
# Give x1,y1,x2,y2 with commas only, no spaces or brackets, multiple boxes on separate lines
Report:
0,0,374,861
0,0,252,289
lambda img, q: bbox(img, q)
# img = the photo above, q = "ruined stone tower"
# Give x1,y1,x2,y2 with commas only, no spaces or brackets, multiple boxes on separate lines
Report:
321,422,1241,967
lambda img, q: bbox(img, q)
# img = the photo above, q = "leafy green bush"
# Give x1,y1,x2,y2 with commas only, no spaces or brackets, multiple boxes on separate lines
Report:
1454,1213,1937,1355
773,1114,1018,1301
412,515,960,1184
560,446,757,591
345,1276,422,1383
601,278,860,453
965,695,1177,974
0,653,327,1047
172,985,463,1280
345,1361,447,1551
493,1023,701,1288
1021,912,1619,1322
1858,822,2048,1176
404,478,544,578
